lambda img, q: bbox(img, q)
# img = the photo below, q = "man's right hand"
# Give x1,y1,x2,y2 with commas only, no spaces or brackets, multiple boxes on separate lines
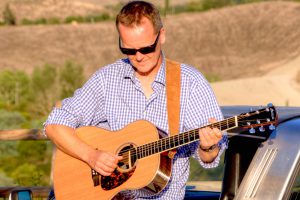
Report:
87,149,123,176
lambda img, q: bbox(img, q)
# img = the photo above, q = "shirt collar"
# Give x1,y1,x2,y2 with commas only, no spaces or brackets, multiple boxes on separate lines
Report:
122,53,167,86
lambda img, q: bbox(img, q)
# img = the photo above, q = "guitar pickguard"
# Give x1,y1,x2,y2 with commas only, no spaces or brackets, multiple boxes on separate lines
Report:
101,166,136,190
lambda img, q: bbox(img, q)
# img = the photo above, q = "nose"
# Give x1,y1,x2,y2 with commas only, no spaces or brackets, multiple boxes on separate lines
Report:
135,51,144,61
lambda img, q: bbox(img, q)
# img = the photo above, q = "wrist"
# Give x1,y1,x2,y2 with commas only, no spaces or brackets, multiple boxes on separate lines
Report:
199,144,218,152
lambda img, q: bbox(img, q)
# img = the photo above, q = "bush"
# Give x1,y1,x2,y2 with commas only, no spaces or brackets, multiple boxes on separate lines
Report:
0,110,26,129
3,4,16,25
21,17,61,25
59,61,84,99
85,13,110,23
205,73,221,83
11,163,46,186
64,15,85,24
0,70,31,110
65,13,111,24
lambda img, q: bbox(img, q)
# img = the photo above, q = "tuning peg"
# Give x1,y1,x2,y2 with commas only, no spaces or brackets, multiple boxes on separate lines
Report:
269,123,276,130
267,103,274,107
249,127,256,134
259,126,265,132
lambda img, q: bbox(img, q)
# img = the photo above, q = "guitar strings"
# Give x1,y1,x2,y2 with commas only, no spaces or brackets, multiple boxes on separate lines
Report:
118,117,268,159
118,108,273,158
119,118,274,161
119,108,275,160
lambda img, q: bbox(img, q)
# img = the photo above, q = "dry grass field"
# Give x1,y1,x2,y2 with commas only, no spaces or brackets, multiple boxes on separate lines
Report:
1,1,300,106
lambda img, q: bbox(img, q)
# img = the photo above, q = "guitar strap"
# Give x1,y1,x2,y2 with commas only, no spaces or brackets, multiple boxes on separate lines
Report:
165,58,181,159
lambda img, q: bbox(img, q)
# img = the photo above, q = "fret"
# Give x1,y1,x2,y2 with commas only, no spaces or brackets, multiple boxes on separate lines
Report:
170,136,175,148
185,132,190,143
155,141,159,154
158,140,163,152
144,144,147,157
227,119,229,130
140,145,143,158
174,135,179,147
171,136,174,148
145,144,150,156
137,146,140,159
179,133,183,145
190,131,195,141
149,143,152,156
167,136,171,149
152,142,154,155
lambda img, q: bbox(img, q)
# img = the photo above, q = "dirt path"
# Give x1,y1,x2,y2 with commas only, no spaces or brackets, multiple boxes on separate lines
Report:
211,54,300,106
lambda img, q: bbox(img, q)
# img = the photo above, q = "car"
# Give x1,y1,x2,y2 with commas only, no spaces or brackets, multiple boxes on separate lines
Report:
185,105,300,200
1,105,299,200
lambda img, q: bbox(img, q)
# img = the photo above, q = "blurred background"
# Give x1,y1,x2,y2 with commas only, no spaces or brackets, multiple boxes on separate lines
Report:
0,0,300,193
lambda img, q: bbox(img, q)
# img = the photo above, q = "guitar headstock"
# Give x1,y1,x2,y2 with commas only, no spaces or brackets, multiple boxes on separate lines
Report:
238,103,278,134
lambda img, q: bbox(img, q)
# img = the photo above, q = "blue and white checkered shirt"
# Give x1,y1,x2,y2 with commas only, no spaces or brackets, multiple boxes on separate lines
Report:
45,56,227,199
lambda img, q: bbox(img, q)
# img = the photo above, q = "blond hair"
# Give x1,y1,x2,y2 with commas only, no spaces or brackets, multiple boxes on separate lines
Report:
116,1,163,34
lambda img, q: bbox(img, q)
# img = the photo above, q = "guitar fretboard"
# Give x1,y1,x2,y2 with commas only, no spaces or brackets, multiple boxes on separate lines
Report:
135,116,237,159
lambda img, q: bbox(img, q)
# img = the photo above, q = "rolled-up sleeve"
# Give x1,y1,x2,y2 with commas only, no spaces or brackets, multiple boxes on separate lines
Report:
43,71,106,135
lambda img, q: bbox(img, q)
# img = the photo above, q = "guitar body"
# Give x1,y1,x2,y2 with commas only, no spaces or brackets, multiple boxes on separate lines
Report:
53,120,173,200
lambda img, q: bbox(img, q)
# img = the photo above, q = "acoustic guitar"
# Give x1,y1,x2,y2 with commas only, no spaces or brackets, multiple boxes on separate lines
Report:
53,104,277,199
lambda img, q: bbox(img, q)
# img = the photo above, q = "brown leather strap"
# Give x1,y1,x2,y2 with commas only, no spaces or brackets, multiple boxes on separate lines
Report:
166,59,181,159
166,58,181,136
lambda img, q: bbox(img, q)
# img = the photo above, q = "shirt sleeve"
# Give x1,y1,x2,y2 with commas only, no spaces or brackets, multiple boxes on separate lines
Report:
43,71,106,135
184,75,228,168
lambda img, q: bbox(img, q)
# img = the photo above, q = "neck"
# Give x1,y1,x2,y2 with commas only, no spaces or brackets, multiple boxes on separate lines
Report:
135,52,163,80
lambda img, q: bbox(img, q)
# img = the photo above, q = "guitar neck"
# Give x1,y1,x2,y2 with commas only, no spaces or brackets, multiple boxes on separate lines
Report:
136,116,238,159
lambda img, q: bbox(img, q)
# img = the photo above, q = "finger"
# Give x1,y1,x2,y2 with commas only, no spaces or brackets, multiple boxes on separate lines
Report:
199,129,211,147
102,158,118,169
96,167,113,176
98,162,116,173
209,118,217,123
115,155,123,162
103,152,120,165
212,127,222,138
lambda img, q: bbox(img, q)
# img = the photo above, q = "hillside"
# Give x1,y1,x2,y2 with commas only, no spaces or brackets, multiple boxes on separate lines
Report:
1,1,300,81
0,0,190,23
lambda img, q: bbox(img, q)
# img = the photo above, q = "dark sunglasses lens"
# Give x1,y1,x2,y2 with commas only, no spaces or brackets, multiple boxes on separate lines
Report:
120,48,136,55
138,46,155,54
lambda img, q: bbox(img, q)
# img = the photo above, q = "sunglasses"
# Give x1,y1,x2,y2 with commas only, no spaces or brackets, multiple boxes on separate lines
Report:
119,31,161,55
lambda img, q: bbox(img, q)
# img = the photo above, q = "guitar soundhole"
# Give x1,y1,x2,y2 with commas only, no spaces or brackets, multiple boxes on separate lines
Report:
101,144,137,190
117,144,137,171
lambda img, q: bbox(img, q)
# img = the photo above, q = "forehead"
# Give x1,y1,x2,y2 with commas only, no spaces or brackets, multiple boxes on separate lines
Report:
118,17,155,36
118,17,156,47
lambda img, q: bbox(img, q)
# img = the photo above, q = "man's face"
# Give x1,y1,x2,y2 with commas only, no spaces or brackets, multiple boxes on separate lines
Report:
118,17,165,77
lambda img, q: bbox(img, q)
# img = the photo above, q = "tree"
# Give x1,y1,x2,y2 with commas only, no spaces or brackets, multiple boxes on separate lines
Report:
3,4,16,25
59,61,84,99
0,70,30,110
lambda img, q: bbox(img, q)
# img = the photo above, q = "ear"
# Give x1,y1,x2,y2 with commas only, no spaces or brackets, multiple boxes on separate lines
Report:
160,28,166,44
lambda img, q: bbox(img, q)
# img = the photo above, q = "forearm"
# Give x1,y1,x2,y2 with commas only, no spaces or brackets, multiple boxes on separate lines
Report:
45,124,94,163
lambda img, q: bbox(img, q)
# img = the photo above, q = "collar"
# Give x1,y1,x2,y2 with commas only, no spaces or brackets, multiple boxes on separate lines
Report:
122,53,167,86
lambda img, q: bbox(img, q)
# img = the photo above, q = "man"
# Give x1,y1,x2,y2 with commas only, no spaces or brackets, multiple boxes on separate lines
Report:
45,1,227,199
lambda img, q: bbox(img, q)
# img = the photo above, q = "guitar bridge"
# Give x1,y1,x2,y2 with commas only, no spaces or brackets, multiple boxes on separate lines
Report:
91,168,100,187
